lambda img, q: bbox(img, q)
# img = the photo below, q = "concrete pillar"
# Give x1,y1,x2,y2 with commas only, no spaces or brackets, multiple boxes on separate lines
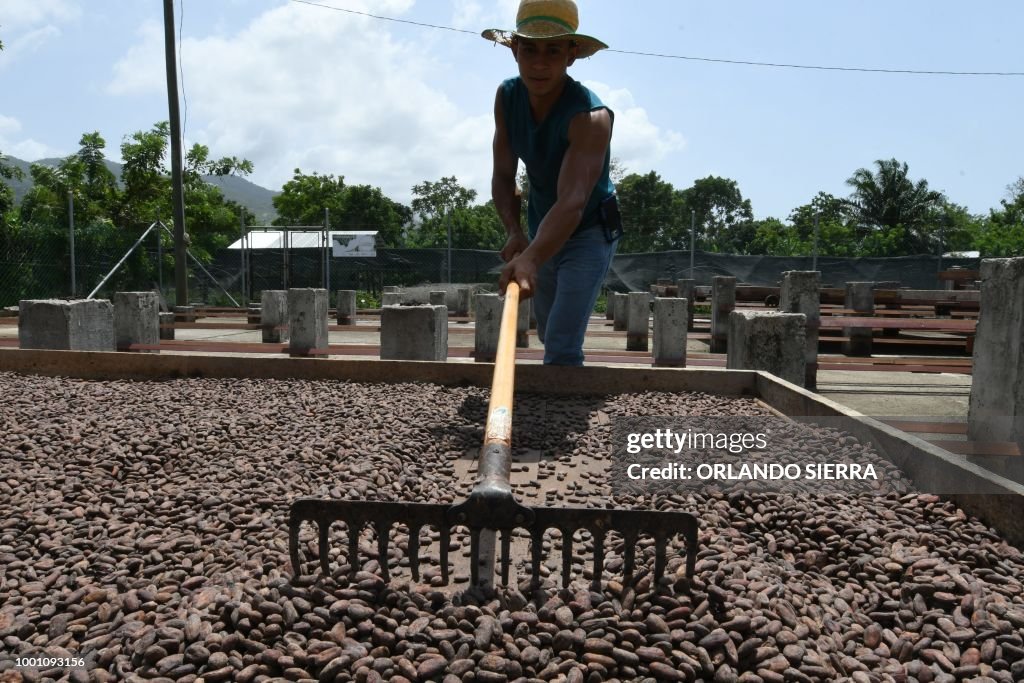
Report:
173,305,196,323
288,288,329,357
381,292,402,307
261,290,288,343
456,287,471,317
381,305,448,361
676,279,696,331
612,292,629,332
780,271,821,389
843,282,875,356
653,297,687,367
18,299,115,351
516,297,530,348
429,291,447,307
605,292,615,321
626,292,649,352
247,304,261,325
727,311,807,387
336,290,357,325
474,294,501,362
968,257,1024,447
710,276,737,353
114,291,160,353
159,312,175,340
382,286,400,293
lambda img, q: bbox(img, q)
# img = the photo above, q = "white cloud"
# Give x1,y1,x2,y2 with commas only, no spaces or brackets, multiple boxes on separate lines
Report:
582,81,687,174
106,0,494,204
0,114,65,160
451,0,518,32
0,0,78,66
0,0,80,30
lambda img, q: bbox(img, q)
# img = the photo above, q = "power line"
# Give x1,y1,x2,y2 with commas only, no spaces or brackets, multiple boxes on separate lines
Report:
288,0,1024,77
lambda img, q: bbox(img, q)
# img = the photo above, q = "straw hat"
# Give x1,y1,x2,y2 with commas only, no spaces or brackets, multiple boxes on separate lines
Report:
482,0,608,59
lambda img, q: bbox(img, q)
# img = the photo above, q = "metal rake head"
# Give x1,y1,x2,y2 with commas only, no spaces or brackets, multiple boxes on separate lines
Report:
288,498,698,590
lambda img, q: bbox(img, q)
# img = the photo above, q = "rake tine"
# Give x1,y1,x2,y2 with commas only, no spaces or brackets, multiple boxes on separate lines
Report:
591,528,605,592
530,527,544,588
469,527,482,587
408,525,421,581
500,529,512,586
623,533,637,585
440,526,451,584
654,534,668,583
561,527,573,589
318,521,331,577
377,522,391,583
347,522,360,580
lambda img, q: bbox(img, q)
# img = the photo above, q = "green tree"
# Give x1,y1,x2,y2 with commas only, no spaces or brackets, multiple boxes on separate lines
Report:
845,158,946,254
615,171,684,252
407,176,502,248
973,177,1024,257
273,170,410,247
679,176,754,252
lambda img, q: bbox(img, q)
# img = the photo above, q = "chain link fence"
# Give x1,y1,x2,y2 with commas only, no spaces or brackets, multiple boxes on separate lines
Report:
2,224,981,309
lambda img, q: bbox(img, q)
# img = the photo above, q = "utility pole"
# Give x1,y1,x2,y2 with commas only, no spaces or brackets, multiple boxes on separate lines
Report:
689,210,696,279
68,191,76,297
163,0,188,306
811,212,820,272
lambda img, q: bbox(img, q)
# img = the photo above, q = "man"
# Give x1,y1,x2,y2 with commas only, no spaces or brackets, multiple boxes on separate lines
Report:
484,0,622,366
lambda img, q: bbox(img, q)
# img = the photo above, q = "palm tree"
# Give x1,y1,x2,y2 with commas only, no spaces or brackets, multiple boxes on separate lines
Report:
845,159,946,253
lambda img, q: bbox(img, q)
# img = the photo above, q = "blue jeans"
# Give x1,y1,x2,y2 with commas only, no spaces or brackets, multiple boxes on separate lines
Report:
532,226,619,366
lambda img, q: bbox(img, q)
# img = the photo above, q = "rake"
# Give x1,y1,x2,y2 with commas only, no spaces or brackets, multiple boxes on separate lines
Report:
288,281,699,589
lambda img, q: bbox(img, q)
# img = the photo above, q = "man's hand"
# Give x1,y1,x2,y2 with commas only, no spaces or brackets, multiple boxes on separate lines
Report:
498,253,537,299
499,232,529,263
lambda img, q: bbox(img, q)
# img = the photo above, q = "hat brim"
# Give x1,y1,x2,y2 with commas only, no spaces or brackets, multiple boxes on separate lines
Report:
481,28,608,59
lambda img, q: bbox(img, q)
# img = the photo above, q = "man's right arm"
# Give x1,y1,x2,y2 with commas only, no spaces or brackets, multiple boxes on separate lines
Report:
492,86,528,263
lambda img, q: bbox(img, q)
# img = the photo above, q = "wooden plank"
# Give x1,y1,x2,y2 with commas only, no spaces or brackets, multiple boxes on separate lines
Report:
879,420,968,435
932,440,1022,457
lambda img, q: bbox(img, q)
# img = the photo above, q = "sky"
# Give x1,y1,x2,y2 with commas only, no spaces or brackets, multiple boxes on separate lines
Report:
1,0,1022,221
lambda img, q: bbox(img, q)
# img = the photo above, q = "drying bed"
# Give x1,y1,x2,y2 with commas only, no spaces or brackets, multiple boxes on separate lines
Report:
2,370,1024,682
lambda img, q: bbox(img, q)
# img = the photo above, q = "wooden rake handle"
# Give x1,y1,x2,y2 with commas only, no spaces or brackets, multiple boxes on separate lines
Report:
484,281,520,449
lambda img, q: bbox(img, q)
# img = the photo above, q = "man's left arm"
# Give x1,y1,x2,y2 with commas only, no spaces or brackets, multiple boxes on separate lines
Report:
499,108,612,295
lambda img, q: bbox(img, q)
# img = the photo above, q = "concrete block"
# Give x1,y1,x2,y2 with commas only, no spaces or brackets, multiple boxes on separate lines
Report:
260,291,289,343
173,305,196,323
336,290,357,325
626,292,649,352
113,291,159,352
653,297,687,367
843,281,874,356
605,292,615,320
429,291,447,307
381,305,448,361
612,292,628,331
382,286,400,293
288,288,329,357
474,294,501,362
456,287,472,317
780,271,821,389
159,312,175,340
968,257,1024,447
247,304,261,325
727,311,806,387
381,292,403,307
18,299,115,351
676,279,696,331
710,276,737,353
516,297,530,348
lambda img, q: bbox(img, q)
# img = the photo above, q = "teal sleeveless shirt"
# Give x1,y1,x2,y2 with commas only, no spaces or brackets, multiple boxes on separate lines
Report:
500,76,615,239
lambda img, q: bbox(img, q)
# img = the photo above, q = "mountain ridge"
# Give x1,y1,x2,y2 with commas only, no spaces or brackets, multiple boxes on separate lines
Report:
1,154,279,223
